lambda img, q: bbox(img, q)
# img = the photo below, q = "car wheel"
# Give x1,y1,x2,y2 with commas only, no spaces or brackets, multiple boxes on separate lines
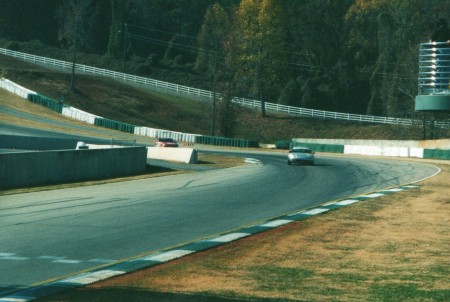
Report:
287,160,291,165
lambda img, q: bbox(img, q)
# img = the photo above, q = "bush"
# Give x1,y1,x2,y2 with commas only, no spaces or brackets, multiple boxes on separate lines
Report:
274,140,291,149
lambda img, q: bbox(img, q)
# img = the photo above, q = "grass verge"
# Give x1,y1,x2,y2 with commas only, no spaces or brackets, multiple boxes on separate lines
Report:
36,161,449,302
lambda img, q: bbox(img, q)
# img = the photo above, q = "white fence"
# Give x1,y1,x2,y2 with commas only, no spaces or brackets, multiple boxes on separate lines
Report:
1,47,449,129
233,98,418,127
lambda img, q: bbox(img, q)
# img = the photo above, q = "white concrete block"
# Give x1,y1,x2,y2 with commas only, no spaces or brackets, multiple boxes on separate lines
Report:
147,147,198,164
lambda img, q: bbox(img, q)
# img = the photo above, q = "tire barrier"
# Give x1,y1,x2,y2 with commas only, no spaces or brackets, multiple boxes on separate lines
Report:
195,135,259,148
274,140,291,149
94,118,135,134
423,149,450,160
291,142,345,153
27,94,63,113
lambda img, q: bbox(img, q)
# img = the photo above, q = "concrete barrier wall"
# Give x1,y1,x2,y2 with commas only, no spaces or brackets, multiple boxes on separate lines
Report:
0,135,79,150
62,106,100,124
0,78,36,98
293,138,450,149
0,147,147,190
293,138,450,160
147,147,198,164
343,145,425,158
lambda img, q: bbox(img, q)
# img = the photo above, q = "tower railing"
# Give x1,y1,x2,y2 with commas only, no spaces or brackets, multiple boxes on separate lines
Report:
416,41,450,111
418,41,450,95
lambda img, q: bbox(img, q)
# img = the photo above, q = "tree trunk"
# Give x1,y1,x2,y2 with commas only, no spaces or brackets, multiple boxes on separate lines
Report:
71,45,76,91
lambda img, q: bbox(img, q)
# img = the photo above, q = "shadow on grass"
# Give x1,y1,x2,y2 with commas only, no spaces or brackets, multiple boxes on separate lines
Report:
37,287,301,302
145,164,176,174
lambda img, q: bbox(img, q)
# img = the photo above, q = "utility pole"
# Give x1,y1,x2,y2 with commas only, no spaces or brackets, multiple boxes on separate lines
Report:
258,45,266,117
70,22,78,92
122,23,127,73
211,50,217,136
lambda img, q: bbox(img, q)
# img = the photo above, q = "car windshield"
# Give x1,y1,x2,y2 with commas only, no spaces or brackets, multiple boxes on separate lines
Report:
159,138,174,142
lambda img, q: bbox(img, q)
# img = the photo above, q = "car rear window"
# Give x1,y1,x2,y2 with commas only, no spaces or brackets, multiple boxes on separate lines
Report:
292,148,311,153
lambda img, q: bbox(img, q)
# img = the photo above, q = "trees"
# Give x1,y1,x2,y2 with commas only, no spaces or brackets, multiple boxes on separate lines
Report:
3,0,450,127
196,3,231,135
107,0,126,59
196,4,229,80
0,0,60,44
234,0,288,116
286,0,354,112
56,0,97,91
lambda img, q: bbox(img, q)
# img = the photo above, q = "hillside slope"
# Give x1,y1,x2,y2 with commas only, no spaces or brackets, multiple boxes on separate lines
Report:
1,54,447,143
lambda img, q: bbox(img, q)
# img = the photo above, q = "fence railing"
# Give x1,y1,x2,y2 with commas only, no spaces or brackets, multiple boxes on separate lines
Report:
232,98,419,127
1,47,449,129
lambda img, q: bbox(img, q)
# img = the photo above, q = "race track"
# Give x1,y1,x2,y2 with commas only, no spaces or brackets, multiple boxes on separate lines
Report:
0,147,439,296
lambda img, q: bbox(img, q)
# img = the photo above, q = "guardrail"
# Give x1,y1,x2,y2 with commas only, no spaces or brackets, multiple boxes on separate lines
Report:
1,47,449,129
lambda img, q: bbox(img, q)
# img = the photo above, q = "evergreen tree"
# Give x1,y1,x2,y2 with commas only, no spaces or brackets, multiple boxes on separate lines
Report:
56,0,96,90
107,0,123,58
278,78,302,107
196,3,231,136
196,3,229,79
234,0,288,116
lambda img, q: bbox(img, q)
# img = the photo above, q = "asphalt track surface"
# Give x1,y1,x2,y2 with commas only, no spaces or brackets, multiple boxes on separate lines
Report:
0,124,440,297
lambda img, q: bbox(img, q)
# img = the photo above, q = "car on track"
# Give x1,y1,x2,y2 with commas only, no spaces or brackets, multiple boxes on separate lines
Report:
287,147,315,165
155,137,179,147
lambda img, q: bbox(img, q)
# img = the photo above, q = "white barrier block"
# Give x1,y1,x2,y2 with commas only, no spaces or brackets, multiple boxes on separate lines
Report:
85,144,123,149
0,78,36,99
382,147,408,157
147,147,198,164
345,145,425,159
344,145,382,156
410,148,424,158
62,106,100,124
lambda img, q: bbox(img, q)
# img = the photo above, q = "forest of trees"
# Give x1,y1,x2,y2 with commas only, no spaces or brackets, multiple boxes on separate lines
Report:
1,0,449,118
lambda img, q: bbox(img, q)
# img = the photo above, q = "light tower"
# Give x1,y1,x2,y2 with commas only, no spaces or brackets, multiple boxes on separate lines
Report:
415,41,450,111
